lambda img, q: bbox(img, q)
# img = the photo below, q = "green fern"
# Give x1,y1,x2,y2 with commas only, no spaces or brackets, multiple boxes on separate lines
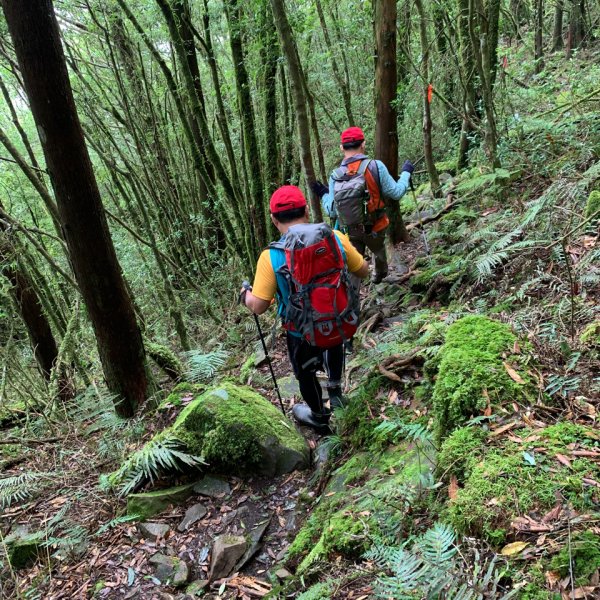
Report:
0,472,49,508
366,524,518,599
110,433,206,496
183,349,229,382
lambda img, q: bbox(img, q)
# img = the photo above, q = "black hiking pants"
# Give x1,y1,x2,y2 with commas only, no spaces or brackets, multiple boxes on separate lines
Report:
286,333,344,414
347,224,388,280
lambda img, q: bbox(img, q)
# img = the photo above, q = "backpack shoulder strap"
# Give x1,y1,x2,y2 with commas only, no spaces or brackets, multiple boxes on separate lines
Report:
357,158,371,176
269,244,288,317
332,166,346,181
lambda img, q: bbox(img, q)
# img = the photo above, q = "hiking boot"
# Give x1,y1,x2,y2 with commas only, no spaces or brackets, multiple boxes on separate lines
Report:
328,386,346,410
292,403,332,434
372,271,388,284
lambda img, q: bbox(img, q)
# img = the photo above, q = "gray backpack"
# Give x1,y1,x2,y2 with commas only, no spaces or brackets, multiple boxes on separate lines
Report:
331,158,372,227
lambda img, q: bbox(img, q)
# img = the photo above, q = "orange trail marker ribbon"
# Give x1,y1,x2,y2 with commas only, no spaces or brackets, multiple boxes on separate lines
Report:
427,83,433,104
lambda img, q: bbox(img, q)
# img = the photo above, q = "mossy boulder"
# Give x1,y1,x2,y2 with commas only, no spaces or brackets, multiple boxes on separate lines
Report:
287,441,435,573
585,190,600,221
172,383,309,477
430,316,532,441
4,528,44,569
127,483,196,519
444,422,600,546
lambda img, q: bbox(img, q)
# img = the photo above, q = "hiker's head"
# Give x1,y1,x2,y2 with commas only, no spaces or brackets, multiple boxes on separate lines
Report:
340,126,366,154
270,186,309,231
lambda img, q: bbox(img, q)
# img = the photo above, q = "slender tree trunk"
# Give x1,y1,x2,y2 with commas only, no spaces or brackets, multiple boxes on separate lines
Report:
0,229,58,382
269,0,323,221
456,0,477,171
224,0,267,251
315,0,354,124
374,0,410,242
553,0,564,50
487,0,501,86
259,0,280,199
2,0,148,417
414,0,442,195
534,0,545,73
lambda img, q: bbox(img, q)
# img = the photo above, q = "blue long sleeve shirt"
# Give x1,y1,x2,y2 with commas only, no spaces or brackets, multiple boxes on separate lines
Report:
321,154,411,219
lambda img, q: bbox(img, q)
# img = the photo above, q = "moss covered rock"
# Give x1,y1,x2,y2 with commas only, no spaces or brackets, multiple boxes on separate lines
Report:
287,441,435,573
445,423,600,546
127,483,196,519
172,383,309,477
430,316,531,440
4,528,44,569
585,190,600,221
549,530,600,586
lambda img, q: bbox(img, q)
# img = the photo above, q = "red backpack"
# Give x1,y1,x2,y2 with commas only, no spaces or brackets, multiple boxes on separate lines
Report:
269,223,360,348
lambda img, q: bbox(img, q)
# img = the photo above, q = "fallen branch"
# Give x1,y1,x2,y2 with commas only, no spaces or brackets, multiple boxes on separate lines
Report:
377,352,424,381
406,198,458,231
0,436,61,446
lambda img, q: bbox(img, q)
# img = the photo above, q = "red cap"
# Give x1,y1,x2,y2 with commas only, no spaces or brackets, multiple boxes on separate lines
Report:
270,185,307,214
341,126,365,144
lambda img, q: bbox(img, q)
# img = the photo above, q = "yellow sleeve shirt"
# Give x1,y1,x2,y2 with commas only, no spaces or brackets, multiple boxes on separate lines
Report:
251,230,366,302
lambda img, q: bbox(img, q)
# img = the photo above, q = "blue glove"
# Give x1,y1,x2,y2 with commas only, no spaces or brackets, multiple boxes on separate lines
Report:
401,160,414,175
310,181,329,199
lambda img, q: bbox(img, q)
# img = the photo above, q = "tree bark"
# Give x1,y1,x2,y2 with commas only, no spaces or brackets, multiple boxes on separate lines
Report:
553,0,564,50
414,0,442,195
534,0,545,73
1,0,148,417
315,0,355,125
269,0,322,221
374,0,410,242
224,0,267,251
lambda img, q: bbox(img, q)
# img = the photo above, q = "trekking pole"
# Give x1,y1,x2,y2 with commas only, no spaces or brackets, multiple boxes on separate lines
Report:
409,178,430,258
240,281,286,414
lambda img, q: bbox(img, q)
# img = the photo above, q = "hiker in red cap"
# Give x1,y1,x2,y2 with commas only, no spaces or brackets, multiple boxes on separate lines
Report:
311,127,414,283
242,185,368,433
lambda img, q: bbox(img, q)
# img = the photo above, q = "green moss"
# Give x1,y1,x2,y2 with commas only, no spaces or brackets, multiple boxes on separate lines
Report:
145,341,184,380
239,353,256,383
580,321,600,346
519,584,560,600
430,316,530,441
446,424,600,545
159,383,205,410
173,383,307,474
437,426,487,479
550,531,600,585
435,159,457,175
585,190,600,220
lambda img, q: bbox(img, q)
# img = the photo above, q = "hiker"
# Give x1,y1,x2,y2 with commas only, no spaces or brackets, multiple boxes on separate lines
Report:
241,185,368,433
311,126,414,283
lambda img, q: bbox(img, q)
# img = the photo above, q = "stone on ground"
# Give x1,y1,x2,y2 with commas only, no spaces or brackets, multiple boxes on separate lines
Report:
234,516,271,571
127,483,195,519
192,475,231,498
172,383,309,477
4,527,44,569
138,522,170,540
149,553,189,587
209,534,247,581
177,503,207,532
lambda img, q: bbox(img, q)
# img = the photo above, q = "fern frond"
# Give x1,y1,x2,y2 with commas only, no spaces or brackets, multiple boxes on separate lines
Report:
0,472,49,508
183,349,229,382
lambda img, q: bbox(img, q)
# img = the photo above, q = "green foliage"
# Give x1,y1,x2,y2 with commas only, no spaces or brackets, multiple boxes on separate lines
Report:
446,424,600,544
437,426,487,480
549,531,600,585
0,472,48,508
183,349,229,383
107,433,205,496
365,523,517,599
296,581,332,600
430,316,528,441
585,190,600,221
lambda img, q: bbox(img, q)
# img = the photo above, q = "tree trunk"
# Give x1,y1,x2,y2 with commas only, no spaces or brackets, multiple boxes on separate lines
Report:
414,0,442,195
553,0,564,50
224,0,267,251
534,0,545,73
1,0,148,417
0,231,58,381
456,0,477,171
269,0,323,221
374,0,410,243
315,0,355,125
